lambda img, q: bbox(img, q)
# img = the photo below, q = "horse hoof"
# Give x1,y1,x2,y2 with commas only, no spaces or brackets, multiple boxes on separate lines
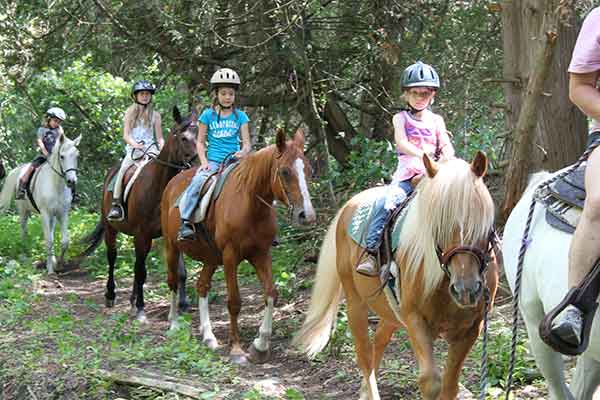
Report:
136,311,148,324
169,320,180,331
105,298,115,308
230,352,249,365
178,301,190,313
203,337,219,351
248,343,271,364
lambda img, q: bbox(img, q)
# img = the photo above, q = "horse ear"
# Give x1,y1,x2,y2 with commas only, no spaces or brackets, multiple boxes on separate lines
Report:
471,151,487,178
73,135,82,146
172,106,182,125
423,153,438,178
190,108,198,122
293,128,305,153
276,128,286,153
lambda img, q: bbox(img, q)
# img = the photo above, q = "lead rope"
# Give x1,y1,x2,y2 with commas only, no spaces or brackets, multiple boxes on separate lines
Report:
479,288,490,400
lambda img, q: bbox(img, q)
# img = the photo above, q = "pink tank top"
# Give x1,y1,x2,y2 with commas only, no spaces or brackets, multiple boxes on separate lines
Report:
392,110,449,182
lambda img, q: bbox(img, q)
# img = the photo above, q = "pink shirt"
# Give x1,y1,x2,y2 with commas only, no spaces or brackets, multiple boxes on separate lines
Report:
391,110,451,182
569,7,600,132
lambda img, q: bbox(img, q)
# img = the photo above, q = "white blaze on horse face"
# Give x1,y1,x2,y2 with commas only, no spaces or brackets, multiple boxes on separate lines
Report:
294,158,316,221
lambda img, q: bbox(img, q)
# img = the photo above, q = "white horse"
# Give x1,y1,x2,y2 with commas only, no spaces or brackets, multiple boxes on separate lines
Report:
503,169,600,400
0,135,81,274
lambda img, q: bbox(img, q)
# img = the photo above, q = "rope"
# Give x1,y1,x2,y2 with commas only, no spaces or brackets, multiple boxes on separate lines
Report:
479,289,490,400
504,141,598,399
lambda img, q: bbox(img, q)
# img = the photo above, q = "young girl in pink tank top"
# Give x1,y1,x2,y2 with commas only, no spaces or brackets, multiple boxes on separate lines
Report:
357,61,455,276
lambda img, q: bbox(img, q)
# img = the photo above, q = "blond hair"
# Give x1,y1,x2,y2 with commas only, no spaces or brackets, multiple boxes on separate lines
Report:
42,117,65,137
124,103,155,131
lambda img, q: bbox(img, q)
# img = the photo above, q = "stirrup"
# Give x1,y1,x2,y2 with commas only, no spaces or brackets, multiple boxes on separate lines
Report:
177,221,196,241
539,258,600,355
15,186,26,200
107,203,125,222
356,254,379,277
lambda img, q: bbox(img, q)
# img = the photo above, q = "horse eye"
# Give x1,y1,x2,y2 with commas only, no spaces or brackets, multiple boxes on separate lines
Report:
280,168,292,180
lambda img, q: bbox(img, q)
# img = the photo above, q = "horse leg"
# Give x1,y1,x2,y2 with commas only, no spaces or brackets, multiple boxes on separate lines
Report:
57,210,69,268
196,262,219,350
440,329,479,400
341,279,379,400
18,205,30,240
405,312,440,400
177,254,189,313
222,248,247,364
104,225,118,308
522,301,572,400
247,252,278,364
40,212,56,274
372,320,398,374
131,235,151,323
571,353,600,400
166,242,184,331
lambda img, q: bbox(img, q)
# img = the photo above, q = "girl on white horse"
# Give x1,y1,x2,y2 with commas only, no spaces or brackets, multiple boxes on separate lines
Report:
16,107,66,200
107,80,164,221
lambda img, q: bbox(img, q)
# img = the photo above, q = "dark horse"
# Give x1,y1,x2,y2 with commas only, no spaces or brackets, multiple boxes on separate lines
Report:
161,128,316,364
81,106,198,321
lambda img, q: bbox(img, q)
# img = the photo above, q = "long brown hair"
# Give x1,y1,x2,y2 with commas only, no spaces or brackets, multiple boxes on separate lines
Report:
210,88,239,122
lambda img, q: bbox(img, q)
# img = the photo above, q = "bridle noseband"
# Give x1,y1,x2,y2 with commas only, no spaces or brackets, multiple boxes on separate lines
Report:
50,143,78,183
435,230,498,279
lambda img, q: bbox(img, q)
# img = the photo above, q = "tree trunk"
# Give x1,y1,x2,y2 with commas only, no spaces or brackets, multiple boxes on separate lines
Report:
501,0,585,218
502,0,586,170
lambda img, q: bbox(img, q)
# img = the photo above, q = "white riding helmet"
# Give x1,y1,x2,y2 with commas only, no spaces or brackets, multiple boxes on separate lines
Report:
210,68,240,90
46,107,66,121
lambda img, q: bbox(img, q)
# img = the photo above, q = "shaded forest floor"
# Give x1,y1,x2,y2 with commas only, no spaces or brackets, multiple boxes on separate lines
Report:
1,249,591,399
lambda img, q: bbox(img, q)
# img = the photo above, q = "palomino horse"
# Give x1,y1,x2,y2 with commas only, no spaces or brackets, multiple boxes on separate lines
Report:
0,135,81,274
80,107,197,322
295,152,498,400
503,171,600,400
161,128,316,364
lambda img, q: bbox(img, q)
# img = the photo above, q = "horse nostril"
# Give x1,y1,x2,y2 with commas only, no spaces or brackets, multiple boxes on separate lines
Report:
298,211,306,221
450,283,460,298
473,281,482,296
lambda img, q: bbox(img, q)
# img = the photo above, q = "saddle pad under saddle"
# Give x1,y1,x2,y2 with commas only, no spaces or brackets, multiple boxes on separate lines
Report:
107,158,151,203
536,163,586,234
174,162,239,223
347,187,411,252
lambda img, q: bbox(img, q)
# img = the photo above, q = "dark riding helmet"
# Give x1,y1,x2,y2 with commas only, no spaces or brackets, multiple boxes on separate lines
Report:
132,80,156,96
401,61,440,90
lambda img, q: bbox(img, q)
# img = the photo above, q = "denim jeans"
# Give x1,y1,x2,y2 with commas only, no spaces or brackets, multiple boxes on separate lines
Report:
179,161,219,221
365,179,413,252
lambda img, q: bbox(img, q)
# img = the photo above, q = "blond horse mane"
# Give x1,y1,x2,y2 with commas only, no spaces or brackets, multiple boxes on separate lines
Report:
396,158,495,299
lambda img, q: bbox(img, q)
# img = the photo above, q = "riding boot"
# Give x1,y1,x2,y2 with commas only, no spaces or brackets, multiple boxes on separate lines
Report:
356,252,379,277
550,304,584,346
177,219,196,241
15,165,35,200
107,200,125,222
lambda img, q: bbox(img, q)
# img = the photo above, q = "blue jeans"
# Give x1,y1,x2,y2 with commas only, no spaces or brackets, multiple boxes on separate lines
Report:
365,179,413,252
179,161,219,221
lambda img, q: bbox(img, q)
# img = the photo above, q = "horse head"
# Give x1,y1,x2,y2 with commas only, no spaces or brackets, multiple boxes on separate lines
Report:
53,135,81,190
273,128,316,226
162,106,198,167
406,151,495,309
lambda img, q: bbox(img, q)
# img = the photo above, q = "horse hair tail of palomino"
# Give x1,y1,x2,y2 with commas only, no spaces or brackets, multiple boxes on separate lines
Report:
0,167,20,212
77,220,105,259
293,210,344,358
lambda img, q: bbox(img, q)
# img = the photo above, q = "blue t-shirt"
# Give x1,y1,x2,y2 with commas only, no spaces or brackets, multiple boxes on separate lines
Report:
199,108,249,163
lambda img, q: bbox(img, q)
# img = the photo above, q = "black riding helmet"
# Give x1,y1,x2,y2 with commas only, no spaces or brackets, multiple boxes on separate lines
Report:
131,80,156,105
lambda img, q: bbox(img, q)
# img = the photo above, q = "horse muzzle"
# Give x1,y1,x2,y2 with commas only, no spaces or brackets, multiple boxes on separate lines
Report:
449,279,483,308
294,207,316,226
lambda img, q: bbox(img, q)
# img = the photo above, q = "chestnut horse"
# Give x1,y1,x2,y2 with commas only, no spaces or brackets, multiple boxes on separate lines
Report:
161,128,316,364
80,107,198,321
295,153,498,400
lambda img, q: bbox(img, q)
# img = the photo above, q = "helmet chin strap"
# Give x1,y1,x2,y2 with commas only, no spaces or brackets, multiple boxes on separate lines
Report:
407,103,427,114
218,103,232,110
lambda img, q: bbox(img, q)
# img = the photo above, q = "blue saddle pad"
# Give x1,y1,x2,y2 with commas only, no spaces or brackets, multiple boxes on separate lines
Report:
347,187,410,251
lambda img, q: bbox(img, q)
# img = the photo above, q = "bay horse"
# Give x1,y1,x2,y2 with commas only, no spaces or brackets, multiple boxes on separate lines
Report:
161,128,316,364
295,152,498,400
0,135,81,274
80,106,198,322
503,170,600,400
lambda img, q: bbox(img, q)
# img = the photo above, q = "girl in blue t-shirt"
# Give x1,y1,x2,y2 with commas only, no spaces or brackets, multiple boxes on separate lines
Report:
177,68,251,240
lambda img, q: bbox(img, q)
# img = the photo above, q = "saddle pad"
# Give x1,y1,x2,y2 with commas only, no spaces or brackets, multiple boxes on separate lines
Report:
347,187,410,251
106,159,151,203
174,162,240,221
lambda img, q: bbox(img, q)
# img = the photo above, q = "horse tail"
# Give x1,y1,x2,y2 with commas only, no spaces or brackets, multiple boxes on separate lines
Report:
293,210,344,358
0,167,20,211
77,220,105,259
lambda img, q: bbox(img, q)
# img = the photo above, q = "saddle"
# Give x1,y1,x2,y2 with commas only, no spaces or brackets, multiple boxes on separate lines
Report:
107,159,152,204
20,163,44,212
536,162,585,234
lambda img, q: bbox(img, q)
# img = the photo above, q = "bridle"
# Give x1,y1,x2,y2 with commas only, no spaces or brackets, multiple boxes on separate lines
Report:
435,230,498,279
49,141,78,184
